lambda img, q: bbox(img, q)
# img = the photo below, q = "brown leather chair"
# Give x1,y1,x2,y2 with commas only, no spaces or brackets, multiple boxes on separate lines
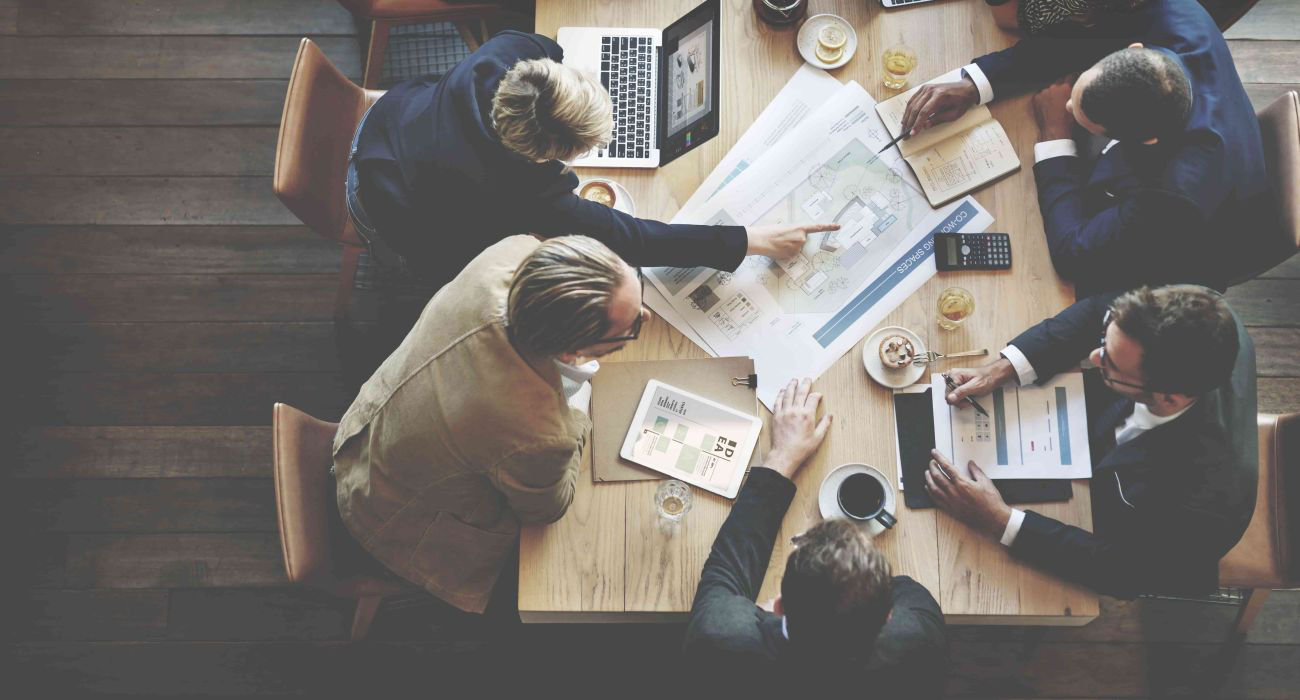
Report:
1218,412,1299,640
1229,90,1300,286
337,0,528,88
273,38,385,319
272,403,407,640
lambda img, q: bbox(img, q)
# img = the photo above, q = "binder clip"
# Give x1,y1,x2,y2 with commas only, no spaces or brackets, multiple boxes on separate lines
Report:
731,373,758,388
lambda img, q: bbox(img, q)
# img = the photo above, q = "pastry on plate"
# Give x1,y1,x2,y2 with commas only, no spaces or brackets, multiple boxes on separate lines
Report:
878,335,916,369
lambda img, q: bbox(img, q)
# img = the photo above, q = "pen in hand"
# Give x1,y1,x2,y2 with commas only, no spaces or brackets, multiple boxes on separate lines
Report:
943,373,989,417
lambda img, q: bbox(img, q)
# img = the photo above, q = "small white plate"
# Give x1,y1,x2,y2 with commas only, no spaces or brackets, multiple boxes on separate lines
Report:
797,14,857,71
863,325,926,389
818,463,897,536
576,178,637,217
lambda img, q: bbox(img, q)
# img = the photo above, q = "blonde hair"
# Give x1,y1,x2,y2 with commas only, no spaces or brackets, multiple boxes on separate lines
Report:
491,58,613,162
507,236,628,355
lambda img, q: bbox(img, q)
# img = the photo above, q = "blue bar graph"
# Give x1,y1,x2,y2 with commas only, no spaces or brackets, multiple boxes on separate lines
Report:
993,389,1008,465
812,201,979,347
1055,387,1072,465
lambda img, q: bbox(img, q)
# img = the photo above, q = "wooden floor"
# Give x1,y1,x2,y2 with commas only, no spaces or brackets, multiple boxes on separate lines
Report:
3,0,1298,696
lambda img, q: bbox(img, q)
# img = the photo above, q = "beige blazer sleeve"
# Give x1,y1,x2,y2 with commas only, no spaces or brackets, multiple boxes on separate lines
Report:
489,431,585,524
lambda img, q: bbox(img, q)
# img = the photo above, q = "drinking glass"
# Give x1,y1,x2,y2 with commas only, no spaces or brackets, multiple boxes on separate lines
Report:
881,44,917,90
655,479,694,522
936,286,975,330
753,0,807,26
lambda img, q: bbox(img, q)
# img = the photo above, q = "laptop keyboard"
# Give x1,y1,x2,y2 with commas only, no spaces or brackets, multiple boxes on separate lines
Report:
599,35,652,160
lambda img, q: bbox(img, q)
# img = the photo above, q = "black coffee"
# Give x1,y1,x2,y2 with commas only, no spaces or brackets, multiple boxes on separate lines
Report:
838,473,885,519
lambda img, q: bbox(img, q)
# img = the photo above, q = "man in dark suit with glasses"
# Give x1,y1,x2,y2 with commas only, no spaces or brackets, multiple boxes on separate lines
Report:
922,285,1256,598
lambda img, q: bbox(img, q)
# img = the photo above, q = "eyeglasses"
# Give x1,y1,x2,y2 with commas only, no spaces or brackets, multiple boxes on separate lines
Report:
1098,309,1149,392
594,267,646,344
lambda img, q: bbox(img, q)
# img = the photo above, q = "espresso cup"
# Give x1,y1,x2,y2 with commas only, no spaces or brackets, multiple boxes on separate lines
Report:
837,471,897,529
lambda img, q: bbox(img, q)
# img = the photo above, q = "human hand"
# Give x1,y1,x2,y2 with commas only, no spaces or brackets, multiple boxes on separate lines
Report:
765,378,833,479
900,77,980,136
1032,77,1076,141
746,223,840,260
924,450,1011,538
944,358,1015,407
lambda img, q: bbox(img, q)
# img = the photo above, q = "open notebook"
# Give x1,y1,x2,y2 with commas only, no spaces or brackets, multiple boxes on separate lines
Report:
875,70,1020,207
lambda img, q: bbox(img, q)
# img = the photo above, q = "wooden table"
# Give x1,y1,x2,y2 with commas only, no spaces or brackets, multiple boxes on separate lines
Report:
520,0,1099,626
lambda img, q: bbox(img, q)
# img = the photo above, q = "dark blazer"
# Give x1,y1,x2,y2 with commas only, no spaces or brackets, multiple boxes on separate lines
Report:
971,0,1272,297
683,467,948,695
1006,291,1258,598
354,30,747,282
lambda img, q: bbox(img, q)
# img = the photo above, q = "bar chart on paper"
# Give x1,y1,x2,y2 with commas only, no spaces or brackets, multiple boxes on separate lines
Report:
932,372,1092,479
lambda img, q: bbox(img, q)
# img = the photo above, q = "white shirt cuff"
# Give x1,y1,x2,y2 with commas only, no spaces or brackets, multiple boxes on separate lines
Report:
1000,508,1026,547
567,381,592,415
1033,139,1078,163
962,64,994,106
1000,345,1038,385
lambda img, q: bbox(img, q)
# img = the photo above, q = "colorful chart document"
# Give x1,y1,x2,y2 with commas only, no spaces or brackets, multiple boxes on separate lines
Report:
931,372,1092,480
620,380,761,498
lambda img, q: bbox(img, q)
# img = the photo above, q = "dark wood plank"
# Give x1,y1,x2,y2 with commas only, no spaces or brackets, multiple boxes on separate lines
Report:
1252,327,1300,377
946,641,1300,698
11,0,357,36
15,534,70,588
0,176,296,225
951,593,1300,646
0,128,279,176
10,590,170,642
0,80,288,126
0,36,361,79
0,225,338,274
10,478,276,533
64,533,287,588
18,372,349,426
15,426,271,478
1226,0,1300,41
22,323,343,373
1259,377,1300,414
1244,82,1300,112
1226,279,1300,327
0,1,15,34
1,275,338,322
165,589,351,642
1229,40,1300,85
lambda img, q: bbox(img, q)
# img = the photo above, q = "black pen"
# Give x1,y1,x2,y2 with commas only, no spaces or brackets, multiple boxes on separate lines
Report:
867,112,935,165
943,373,989,417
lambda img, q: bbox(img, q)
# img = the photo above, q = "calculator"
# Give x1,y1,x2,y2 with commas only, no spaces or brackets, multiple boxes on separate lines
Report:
934,232,1012,271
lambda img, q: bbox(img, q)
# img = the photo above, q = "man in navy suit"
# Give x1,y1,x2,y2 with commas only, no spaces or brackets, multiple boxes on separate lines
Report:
924,285,1256,598
901,0,1272,297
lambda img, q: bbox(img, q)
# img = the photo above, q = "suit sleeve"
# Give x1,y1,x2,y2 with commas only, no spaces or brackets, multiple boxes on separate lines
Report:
1008,292,1118,383
871,576,950,699
532,192,748,271
1011,502,1229,598
489,432,583,524
1033,156,1205,286
972,33,1127,99
684,468,795,654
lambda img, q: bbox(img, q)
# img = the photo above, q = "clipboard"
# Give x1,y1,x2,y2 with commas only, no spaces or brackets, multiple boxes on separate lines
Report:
893,387,1072,509
591,357,759,482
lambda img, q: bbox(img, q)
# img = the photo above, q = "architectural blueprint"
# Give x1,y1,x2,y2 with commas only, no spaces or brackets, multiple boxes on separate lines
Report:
647,81,993,408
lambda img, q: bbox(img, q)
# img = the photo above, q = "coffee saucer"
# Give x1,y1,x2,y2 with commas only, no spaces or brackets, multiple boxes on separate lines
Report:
576,178,637,216
818,463,897,536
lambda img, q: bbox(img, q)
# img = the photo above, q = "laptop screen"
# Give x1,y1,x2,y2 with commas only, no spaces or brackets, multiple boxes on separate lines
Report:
658,0,721,166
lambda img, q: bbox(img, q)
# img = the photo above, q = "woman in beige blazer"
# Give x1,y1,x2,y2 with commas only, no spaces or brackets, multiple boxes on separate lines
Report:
332,235,648,612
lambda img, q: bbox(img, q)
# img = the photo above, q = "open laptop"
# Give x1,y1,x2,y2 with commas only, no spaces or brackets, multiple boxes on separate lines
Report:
557,0,721,169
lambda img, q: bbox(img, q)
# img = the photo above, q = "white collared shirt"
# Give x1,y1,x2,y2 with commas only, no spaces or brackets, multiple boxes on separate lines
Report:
995,345,1194,546
555,358,600,415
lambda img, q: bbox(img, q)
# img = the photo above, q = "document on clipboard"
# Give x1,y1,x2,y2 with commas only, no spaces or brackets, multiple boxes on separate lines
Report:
620,380,762,499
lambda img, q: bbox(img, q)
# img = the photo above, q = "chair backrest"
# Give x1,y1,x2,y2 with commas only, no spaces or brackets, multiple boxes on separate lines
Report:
1219,412,1299,588
273,38,369,247
1259,91,1300,254
337,0,500,20
272,402,342,586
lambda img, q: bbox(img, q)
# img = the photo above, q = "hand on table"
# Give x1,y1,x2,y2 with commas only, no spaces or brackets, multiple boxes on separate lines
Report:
746,223,840,260
944,358,1016,407
765,378,833,480
900,77,980,136
1032,76,1077,142
924,449,1011,538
